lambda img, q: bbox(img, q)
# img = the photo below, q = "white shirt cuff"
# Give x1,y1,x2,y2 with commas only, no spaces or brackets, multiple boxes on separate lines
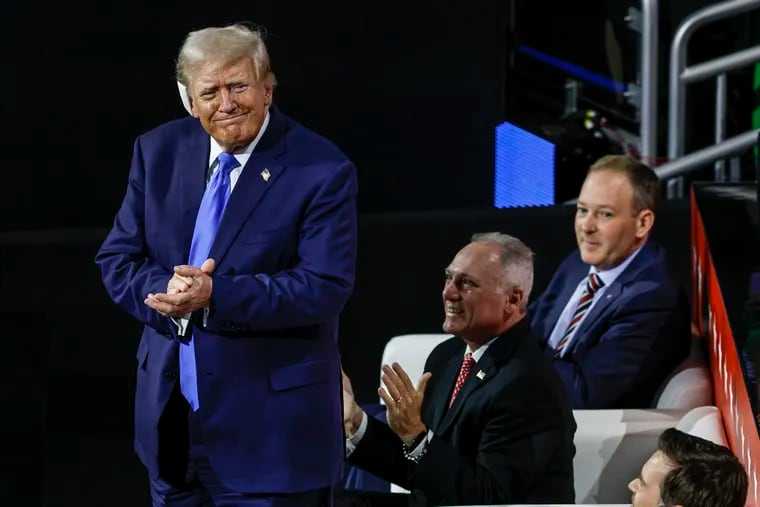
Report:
171,315,191,336
407,429,433,459
345,411,368,457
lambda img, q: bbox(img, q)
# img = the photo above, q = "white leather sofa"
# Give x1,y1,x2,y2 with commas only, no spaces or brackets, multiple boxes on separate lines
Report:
376,333,723,503
572,405,726,503
379,334,713,409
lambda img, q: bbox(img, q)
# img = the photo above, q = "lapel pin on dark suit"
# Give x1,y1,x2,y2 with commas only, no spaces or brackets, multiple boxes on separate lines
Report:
261,168,271,182
476,370,486,380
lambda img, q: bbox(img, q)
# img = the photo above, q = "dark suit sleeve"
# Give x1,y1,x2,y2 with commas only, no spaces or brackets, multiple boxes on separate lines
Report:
347,415,417,487
95,138,175,335
553,283,686,408
411,373,572,504
206,159,357,330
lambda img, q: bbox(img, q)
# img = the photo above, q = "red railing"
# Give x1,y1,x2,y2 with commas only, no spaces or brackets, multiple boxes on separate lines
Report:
692,188,760,506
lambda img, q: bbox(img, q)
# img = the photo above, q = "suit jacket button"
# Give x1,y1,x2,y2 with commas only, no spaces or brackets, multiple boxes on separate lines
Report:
163,370,177,379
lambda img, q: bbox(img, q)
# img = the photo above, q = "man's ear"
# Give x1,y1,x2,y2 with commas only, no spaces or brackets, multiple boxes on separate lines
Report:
177,82,193,115
505,287,524,311
262,73,276,106
263,85,273,107
635,208,655,239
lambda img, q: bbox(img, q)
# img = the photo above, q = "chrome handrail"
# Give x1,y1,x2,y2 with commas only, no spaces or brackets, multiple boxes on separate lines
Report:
655,129,760,181
639,0,659,163
667,0,760,160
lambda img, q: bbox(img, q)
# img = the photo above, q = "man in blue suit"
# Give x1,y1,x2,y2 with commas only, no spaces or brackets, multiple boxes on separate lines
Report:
96,23,357,506
529,155,689,409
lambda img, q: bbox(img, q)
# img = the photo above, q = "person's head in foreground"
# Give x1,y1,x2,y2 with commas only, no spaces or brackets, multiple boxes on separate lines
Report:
628,427,747,507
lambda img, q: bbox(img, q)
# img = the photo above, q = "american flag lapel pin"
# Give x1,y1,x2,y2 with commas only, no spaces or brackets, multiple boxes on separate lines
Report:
261,168,271,182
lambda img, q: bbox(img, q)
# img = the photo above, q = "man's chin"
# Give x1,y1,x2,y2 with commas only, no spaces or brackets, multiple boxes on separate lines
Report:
442,321,459,335
579,249,599,266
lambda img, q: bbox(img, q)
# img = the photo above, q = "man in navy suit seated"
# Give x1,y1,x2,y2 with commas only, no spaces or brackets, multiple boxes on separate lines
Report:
529,155,690,408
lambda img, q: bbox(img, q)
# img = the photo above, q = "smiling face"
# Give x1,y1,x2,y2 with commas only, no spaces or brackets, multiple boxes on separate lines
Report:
629,450,675,507
442,242,521,347
575,169,654,270
188,56,272,152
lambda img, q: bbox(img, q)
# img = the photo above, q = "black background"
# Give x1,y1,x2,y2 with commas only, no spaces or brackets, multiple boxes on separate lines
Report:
0,1,757,505
2,1,509,232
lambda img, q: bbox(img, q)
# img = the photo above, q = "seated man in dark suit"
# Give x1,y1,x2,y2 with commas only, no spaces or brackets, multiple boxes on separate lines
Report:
340,233,576,506
529,155,690,408
628,428,747,507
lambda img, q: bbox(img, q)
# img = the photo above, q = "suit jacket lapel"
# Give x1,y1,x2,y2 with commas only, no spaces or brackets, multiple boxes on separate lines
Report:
574,282,620,336
429,353,464,433
545,260,587,337
566,240,657,356
435,321,527,434
179,127,212,263
208,108,289,265
437,352,497,434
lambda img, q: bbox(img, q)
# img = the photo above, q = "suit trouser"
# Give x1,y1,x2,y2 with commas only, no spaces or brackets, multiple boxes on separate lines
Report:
149,383,332,507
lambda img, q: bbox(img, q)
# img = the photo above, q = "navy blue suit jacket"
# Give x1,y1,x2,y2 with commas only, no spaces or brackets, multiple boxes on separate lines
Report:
528,240,690,409
95,107,357,493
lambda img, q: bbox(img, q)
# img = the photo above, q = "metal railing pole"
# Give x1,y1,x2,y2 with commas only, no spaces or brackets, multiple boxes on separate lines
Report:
714,73,727,180
640,0,659,163
656,129,760,180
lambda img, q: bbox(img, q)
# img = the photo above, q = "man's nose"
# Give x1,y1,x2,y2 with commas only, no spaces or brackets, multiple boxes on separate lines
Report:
219,89,235,111
442,281,458,300
580,215,596,232
627,478,638,493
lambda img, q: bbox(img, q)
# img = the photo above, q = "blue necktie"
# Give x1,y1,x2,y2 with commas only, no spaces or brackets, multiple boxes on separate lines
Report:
180,152,240,411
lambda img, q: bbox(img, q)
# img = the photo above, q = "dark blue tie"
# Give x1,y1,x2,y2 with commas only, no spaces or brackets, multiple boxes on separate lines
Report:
180,152,240,411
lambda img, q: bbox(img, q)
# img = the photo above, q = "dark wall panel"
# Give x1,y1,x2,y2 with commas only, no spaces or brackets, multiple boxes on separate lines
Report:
2,1,506,232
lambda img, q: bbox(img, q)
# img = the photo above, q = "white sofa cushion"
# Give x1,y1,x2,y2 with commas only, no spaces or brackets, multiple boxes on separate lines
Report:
653,338,713,409
379,333,450,403
674,405,727,446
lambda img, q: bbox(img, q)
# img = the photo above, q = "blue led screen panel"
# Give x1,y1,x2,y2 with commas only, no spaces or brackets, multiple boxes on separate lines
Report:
494,121,555,208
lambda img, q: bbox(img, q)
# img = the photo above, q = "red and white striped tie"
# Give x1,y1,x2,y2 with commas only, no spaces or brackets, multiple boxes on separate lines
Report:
554,273,604,357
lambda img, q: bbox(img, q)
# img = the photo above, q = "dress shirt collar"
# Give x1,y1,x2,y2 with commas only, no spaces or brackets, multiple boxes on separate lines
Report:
467,334,499,362
589,237,648,287
207,110,271,169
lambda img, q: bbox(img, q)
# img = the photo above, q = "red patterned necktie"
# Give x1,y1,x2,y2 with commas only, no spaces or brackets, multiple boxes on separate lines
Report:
449,352,476,407
554,272,604,357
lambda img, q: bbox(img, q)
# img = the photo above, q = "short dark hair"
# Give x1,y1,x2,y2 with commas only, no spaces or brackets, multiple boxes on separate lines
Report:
588,154,660,213
657,428,747,507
